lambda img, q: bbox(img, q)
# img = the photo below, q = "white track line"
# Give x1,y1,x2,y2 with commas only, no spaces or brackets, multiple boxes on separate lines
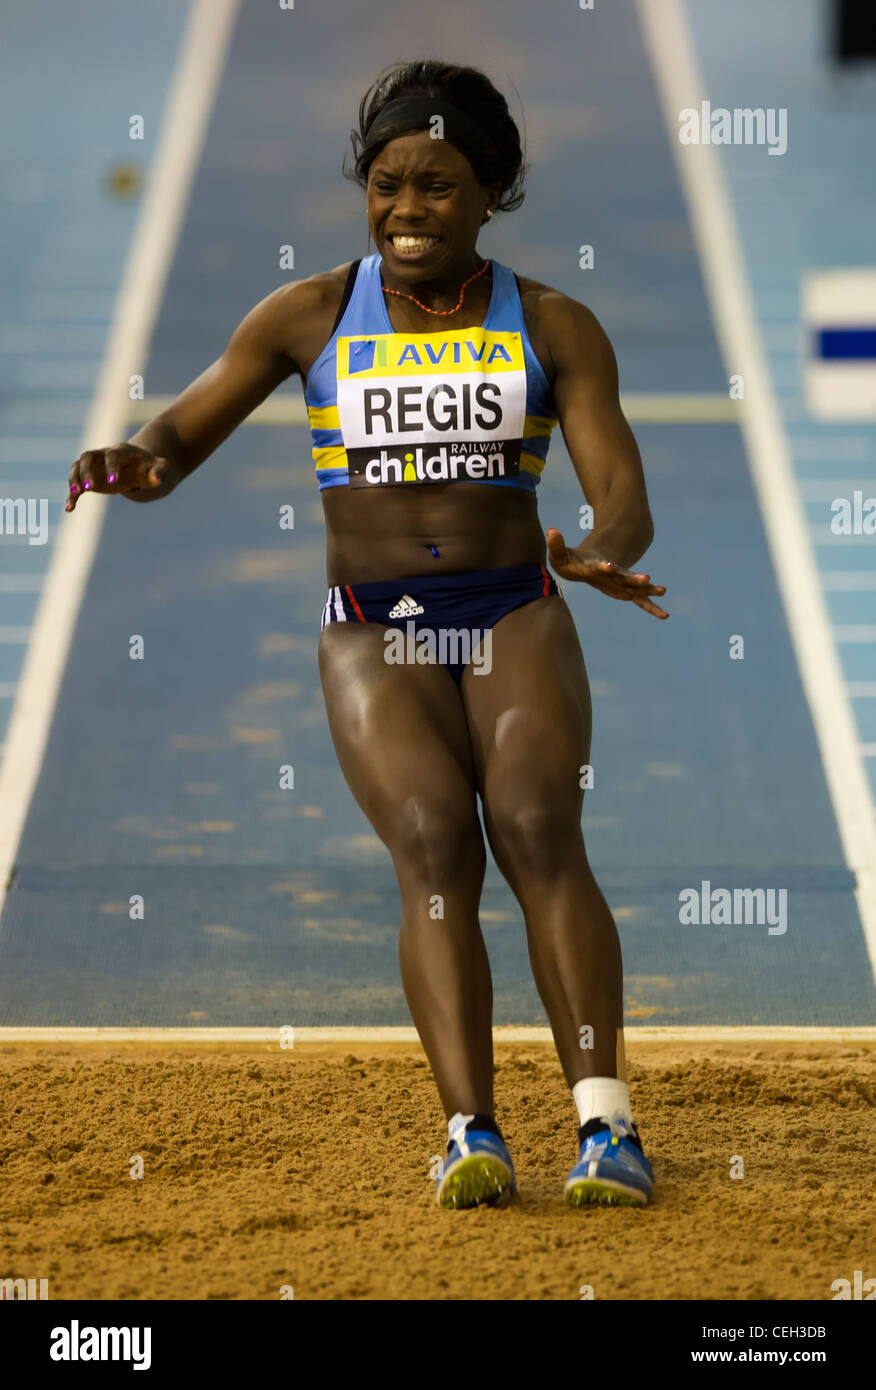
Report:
0,1026,874,1044
127,394,310,426
125,392,740,426
0,577,45,592
822,574,876,592
637,0,876,985
0,0,240,913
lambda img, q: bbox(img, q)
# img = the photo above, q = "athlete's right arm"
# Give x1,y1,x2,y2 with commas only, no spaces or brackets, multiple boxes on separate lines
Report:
65,280,319,510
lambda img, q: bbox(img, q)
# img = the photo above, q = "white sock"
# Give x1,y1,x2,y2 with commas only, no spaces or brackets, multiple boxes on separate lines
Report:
572,1077,633,1132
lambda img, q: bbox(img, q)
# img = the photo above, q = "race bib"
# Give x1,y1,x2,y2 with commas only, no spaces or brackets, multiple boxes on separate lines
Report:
336,328,527,487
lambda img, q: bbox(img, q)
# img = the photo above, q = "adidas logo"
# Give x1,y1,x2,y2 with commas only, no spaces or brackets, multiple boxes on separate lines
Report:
388,594,424,618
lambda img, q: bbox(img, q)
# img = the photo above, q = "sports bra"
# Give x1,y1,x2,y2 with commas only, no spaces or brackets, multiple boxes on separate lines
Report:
304,254,558,492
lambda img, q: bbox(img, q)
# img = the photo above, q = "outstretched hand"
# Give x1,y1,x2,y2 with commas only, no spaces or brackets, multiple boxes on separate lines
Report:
546,528,669,619
65,443,175,512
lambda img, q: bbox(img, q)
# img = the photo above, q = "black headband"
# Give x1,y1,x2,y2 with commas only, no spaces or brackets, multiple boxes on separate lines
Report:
365,96,487,168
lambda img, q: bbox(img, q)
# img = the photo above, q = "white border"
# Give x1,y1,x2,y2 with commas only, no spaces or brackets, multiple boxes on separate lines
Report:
0,1026,874,1044
0,0,240,916
637,0,876,984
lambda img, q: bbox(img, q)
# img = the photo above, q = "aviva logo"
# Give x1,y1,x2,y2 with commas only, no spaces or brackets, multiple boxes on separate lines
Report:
342,329,524,378
348,339,385,373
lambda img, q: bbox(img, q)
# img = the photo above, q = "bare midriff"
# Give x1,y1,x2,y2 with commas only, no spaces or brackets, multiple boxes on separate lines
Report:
322,481,547,585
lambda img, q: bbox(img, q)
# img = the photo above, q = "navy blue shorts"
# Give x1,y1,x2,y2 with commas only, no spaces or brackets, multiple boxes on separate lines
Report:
320,562,561,685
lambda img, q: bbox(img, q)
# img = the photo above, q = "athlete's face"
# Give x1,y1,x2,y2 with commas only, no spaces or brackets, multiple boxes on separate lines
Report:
367,130,499,280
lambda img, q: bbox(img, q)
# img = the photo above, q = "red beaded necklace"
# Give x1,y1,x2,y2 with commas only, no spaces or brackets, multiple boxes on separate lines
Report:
381,258,490,317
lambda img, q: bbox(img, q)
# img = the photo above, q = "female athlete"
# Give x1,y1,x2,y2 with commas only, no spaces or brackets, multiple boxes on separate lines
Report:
66,60,668,1211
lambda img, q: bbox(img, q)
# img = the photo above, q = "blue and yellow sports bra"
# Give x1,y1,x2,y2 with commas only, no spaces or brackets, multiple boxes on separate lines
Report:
305,254,558,492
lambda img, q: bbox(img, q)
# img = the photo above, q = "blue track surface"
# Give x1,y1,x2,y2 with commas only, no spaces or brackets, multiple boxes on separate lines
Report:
0,1,186,703
1,0,874,1024
687,0,876,798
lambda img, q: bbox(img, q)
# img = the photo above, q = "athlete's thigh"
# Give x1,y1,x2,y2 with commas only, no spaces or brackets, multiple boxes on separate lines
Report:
318,622,480,838
461,593,592,814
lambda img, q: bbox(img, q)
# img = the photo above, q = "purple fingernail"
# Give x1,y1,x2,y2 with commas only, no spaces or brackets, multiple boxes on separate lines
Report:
83,480,92,490
107,473,116,484
70,484,79,494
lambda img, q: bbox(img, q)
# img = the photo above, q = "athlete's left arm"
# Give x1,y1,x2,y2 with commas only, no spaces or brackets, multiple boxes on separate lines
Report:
535,290,668,618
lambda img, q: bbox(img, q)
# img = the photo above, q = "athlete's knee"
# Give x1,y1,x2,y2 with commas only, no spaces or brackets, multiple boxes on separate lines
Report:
388,797,485,884
488,801,583,880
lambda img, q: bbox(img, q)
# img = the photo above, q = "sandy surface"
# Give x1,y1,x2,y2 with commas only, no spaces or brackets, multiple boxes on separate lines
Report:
1,1039,874,1301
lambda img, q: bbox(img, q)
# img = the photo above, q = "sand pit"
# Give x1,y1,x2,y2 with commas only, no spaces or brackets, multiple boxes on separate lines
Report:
1,1037,874,1300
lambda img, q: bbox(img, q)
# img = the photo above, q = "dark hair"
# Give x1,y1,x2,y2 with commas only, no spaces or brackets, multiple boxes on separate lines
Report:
345,60,526,213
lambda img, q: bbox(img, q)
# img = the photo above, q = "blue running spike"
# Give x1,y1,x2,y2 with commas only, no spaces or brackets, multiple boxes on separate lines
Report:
436,1124,516,1210
565,1122,654,1207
